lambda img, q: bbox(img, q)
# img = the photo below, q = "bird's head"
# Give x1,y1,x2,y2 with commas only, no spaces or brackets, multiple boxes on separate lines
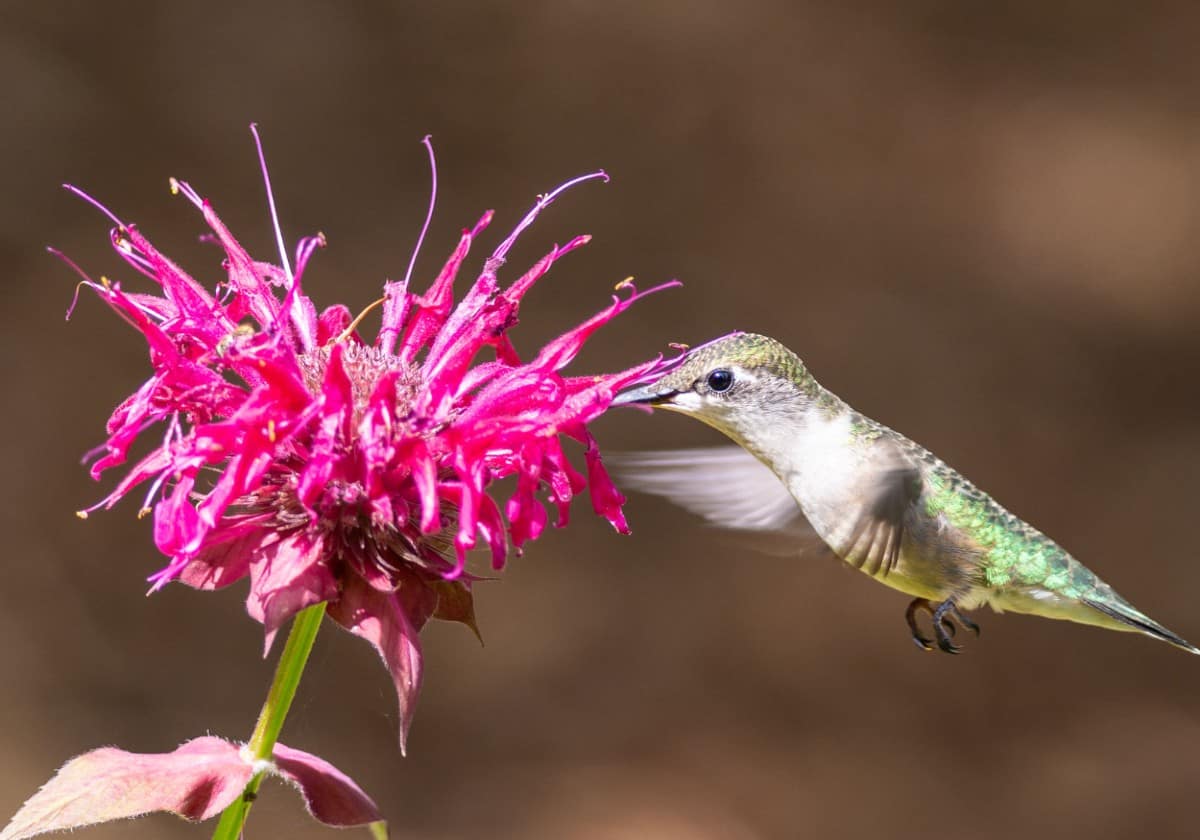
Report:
613,332,821,452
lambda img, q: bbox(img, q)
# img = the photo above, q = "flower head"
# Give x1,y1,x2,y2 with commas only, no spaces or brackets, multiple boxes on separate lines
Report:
62,140,673,747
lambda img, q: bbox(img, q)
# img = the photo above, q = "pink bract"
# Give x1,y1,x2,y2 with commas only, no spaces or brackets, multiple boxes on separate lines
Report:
62,154,674,748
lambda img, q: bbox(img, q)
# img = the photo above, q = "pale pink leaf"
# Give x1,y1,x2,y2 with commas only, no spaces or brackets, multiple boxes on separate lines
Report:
272,743,384,830
0,737,252,840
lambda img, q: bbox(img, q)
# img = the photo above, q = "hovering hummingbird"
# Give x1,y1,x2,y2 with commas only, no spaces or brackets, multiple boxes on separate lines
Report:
613,332,1196,654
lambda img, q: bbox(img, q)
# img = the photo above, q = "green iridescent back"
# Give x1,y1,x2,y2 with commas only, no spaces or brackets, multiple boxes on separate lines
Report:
849,412,1102,600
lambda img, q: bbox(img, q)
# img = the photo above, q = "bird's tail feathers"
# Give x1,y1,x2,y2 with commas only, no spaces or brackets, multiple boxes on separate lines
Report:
1082,597,1199,655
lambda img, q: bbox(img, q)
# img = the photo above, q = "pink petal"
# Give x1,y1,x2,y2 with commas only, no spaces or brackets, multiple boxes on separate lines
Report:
271,744,383,829
395,225,477,365
406,440,441,534
193,196,283,330
506,469,548,550
120,225,225,329
152,475,202,559
316,303,353,345
376,278,411,355
177,517,275,590
0,737,252,840
295,344,353,509
503,234,591,302
246,531,338,654
584,433,629,533
530,279,673,372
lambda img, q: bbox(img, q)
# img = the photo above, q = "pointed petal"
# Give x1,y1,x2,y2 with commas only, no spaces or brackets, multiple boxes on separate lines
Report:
316,304,353,345
327,577,430,753
0,737,252,840
377,279,411,355
193,195,283,329
246,531,338,654
177,517,275,590
152,475,202,559
271,743,384,829
531,280,677,372
395,226,477,365
407,440,441,534
119,225,224,330
583,433,629,533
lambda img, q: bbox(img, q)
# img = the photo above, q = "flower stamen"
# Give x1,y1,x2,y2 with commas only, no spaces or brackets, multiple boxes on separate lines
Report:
402,136,438,291
329,297,386,346
250,123,294,283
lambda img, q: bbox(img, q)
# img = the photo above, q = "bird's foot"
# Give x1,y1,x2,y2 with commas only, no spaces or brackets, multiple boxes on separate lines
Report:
905,598,980,654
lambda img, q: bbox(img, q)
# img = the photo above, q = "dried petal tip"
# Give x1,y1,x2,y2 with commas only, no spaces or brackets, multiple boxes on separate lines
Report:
67,147,677,747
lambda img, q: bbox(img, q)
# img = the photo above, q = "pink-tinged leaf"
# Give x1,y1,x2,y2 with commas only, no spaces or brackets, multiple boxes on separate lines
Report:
0,737,252,840
272,744,384,829
327,578,424,754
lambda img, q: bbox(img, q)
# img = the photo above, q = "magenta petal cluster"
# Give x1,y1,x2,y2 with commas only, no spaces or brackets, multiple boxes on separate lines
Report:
66,167,672,745
0,737,382,839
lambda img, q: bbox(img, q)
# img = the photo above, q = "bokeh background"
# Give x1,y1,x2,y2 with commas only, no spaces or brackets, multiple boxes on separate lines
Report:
5,3,1200,838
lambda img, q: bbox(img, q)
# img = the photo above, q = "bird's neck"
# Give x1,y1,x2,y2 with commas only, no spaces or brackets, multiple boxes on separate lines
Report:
733,395,866,546
735,389,855,482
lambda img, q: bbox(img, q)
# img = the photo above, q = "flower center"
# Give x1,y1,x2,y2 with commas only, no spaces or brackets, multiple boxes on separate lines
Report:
297,342,423,416
257,343,460,579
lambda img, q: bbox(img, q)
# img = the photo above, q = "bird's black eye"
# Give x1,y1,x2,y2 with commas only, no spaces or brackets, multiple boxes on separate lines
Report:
706,368,734,393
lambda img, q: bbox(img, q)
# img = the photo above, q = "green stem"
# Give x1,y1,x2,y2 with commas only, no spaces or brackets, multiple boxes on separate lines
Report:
211,602,327,840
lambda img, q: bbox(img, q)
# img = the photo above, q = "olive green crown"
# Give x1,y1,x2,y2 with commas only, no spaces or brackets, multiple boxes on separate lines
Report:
655,331,815,393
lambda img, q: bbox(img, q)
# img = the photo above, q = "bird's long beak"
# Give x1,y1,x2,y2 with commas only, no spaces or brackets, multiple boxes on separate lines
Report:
611,383,678,407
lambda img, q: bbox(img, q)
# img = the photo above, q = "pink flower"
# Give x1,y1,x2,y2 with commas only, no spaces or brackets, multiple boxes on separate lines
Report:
60,141,673,749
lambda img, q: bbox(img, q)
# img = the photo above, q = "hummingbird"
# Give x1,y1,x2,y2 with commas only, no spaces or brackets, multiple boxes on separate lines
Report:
612,332,1196,655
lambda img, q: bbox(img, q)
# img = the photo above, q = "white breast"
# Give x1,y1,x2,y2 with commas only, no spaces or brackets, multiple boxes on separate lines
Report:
754,410,861,544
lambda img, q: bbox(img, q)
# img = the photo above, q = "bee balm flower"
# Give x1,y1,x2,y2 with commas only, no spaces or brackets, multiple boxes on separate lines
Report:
64,155,673,748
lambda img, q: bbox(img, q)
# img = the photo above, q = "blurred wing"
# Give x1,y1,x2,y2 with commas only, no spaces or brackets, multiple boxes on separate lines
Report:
612,446,924,578
608,446,802,531
834,465,923,579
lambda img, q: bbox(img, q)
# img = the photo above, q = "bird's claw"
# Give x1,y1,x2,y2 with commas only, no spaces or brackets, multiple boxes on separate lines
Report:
905,598,980,654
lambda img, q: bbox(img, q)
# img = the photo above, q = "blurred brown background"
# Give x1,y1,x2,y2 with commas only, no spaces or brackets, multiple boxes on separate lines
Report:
4,2,1200,838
